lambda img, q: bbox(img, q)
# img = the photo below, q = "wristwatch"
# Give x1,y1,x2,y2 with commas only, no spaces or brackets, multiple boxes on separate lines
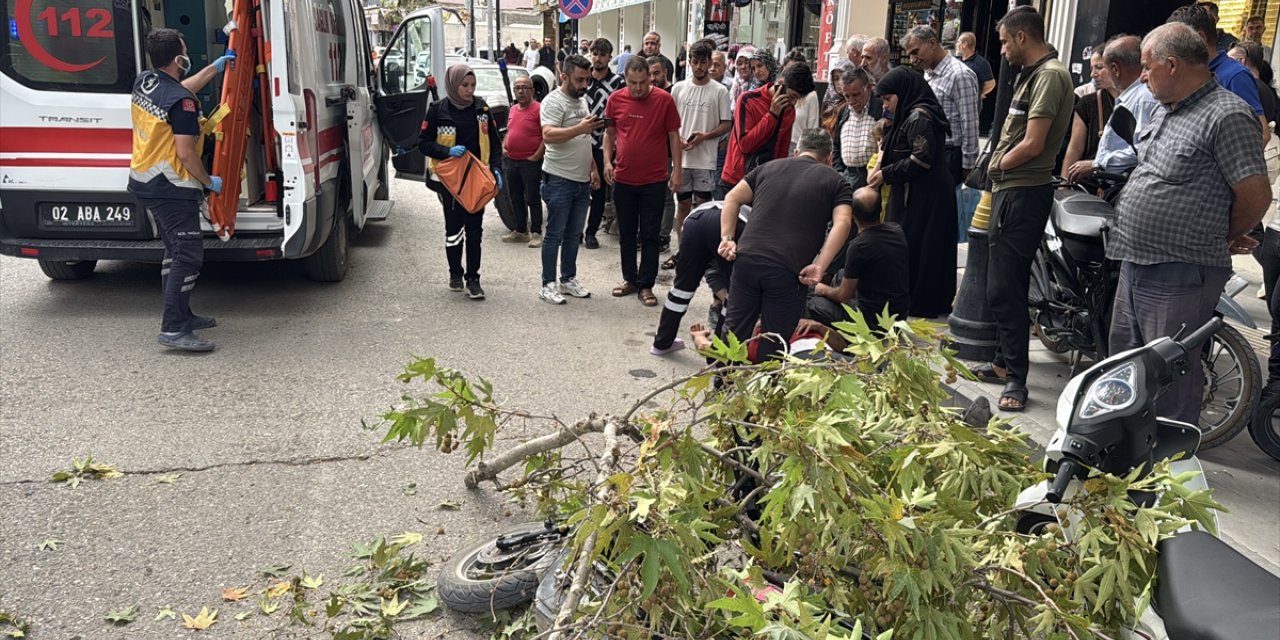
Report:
721,235,735,242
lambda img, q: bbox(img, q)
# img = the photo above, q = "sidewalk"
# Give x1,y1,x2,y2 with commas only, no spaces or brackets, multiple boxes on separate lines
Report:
948,243,1280,575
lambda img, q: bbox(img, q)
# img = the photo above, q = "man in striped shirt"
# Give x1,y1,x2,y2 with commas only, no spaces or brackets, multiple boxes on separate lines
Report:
903,25,980,186
582,38,625,249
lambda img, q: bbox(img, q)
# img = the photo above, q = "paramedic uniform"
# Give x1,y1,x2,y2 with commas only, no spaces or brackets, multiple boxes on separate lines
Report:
127,70,208,334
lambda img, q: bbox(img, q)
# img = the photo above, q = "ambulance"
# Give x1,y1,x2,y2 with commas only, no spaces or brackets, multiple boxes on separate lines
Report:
0,0,452,282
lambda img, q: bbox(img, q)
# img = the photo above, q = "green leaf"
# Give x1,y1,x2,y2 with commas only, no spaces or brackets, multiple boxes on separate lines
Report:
154,606,177,621
156,473,182,485
399,596,439,620
105,604,138,625
301,573,324,590
260,563,291,579
234,611,253,621
37,539,62,552
435,500,463,511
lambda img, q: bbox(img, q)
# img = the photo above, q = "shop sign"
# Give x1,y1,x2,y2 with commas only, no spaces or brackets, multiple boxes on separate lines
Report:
816,0,837,77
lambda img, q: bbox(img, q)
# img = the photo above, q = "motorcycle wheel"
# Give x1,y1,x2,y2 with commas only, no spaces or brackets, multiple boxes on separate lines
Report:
1197,324,1260,450
1015,512,1057,535
437,522,566,614
1249,382,1280,462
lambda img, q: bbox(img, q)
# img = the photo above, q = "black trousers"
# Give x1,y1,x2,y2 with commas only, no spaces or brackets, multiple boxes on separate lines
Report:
986,185,1053,385
143,198,204,333
614,181,666,289
441,191,484,280
504,157,543,234
584,147,608,237
653,209,735,349
1258,228,1280,382
724,254,806,363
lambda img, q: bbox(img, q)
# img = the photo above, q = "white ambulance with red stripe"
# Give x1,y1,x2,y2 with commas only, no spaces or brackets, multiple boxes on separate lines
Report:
0,1,451,281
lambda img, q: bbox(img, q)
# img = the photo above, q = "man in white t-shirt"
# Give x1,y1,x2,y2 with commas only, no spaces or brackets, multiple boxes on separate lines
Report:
524,40,540,71
538,54,604,305
670,40,732,257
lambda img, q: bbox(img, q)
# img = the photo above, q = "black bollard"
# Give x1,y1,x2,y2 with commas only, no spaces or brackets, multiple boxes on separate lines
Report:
948,190,998,362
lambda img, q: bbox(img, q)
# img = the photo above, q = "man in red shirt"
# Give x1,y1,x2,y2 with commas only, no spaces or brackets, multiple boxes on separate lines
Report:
604,56,684,307
720,61,816,193
501,75,546,246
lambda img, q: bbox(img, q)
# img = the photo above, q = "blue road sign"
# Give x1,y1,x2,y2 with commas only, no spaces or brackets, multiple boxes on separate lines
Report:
560,0,592,20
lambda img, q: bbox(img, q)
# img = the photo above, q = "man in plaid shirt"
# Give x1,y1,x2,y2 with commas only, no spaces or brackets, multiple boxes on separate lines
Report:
902,25,981,185
582,38,625,250
1107,23,1271,425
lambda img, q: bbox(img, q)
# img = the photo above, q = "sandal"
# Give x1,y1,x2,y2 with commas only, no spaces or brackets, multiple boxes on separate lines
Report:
612,282,638,297
998,382,1028,412
638,288,658,307
661,253,679,270
971,362,1008,385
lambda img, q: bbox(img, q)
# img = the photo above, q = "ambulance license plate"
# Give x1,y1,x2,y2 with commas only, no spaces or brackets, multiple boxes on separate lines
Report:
40,203,134,227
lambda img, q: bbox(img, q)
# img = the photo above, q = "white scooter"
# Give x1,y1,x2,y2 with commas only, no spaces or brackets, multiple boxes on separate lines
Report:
1014,317,1279,639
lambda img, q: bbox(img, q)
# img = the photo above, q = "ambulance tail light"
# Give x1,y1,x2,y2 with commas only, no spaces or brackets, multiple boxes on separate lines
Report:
19,247,39,257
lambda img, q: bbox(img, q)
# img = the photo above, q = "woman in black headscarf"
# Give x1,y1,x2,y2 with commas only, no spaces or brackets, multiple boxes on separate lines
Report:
868,66,957,318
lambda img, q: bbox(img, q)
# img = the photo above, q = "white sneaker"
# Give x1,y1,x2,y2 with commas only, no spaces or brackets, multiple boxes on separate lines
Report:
539,282,566,304
559,278,591,298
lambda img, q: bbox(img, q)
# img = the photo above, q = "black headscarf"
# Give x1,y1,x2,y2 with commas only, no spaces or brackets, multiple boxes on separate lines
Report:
875,66,951,147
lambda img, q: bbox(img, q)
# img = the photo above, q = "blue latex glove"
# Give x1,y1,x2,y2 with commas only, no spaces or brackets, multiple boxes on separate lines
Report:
214,50,236,72
208,176,223,194
448,145,467,158
493,168,503,190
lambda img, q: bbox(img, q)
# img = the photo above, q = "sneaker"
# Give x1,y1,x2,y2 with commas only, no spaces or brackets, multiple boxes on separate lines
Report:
539,282,566,304
502,230,531,243
584,235,600,250
650,337,686,356
466,279,485,300
156,331,215,352
191,315,217,330
449,275,465,292
528,233,543,248
559,278,591,299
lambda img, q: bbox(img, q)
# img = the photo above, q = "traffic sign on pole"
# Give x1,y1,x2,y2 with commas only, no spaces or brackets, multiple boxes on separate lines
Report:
560,0,592,20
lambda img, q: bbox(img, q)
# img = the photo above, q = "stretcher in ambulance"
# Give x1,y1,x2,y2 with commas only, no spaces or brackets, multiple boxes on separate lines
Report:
0,0,449,281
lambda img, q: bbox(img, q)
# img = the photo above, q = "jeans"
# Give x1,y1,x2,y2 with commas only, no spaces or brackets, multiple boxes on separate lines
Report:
713,140,728,199
504,157,543,234
1110,261,1231,425
659,185,676,247
840,167,869,191
724,254,807,363
957,185,981,243
540,174,591,285
986,185,1053,385
441,191,484,280
585,147,608,237
613,181,667,289
143,198,203,333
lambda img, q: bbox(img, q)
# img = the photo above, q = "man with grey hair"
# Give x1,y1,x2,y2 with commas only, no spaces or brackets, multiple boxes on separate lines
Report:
861,37,891,83
831,67,877,188
903,24,980,185
717,128,854,362
1067,34,1159,181
825,35,869,107
1107,22,1271,425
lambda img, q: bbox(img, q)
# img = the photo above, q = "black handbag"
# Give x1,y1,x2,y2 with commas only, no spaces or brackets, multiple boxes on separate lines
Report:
964,136,994,191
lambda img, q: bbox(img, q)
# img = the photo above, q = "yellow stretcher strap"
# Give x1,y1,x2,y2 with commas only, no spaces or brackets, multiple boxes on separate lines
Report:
203,103,232,136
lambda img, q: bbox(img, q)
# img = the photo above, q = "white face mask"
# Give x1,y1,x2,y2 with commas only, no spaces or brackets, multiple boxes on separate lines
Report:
176,55,192,75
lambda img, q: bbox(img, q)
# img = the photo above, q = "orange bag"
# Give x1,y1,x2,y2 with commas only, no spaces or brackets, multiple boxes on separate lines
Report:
433,152,499,214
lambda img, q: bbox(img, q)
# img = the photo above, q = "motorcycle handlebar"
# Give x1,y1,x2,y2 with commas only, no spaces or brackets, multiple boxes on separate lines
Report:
1179,318,1223,354
1094,171,1129,184
1046,459,1082,504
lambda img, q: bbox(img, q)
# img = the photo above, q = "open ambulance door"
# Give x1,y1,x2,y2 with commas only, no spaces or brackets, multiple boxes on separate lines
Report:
375,8,446,182
344,0,388,228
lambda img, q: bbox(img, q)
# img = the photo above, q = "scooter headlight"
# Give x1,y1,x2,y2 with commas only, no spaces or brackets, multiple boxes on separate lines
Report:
1077,362,1138,420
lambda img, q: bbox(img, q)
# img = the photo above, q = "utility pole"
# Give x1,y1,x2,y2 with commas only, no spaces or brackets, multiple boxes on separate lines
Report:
495,0,502,54
466,0,476,56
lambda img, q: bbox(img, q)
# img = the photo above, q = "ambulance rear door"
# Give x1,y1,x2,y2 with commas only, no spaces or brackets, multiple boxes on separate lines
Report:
374,7,446,181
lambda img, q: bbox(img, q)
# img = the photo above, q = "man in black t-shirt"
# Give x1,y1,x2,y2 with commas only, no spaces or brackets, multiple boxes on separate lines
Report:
717,128,854,362
808,187,911,327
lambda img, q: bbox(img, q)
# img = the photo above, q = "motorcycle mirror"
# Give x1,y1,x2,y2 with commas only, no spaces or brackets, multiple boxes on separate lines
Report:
1110,106,1137,147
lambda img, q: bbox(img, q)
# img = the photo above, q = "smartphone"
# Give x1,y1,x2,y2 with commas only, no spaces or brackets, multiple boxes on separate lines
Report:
601,116,616,128
685,133,697,144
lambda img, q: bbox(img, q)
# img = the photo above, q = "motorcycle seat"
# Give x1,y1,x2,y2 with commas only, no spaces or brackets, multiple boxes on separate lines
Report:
1155,530,1280,640
1051,191,1114,239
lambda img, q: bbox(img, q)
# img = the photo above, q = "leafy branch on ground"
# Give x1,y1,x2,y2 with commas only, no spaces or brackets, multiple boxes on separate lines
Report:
0,611,29,638
371,310,1223,639
50,455,123,488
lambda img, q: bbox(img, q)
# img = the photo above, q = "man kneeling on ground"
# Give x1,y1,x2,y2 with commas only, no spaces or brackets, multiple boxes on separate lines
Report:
807,186,912,328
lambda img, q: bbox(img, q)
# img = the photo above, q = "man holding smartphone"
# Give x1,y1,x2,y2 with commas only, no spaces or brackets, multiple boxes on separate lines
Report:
670,40,732,267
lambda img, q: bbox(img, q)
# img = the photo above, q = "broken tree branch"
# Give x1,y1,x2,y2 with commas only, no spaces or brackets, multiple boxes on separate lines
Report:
463,417,610,489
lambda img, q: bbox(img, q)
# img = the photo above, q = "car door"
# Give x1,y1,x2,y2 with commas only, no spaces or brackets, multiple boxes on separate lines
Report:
344,0,383,229
374,10,445,181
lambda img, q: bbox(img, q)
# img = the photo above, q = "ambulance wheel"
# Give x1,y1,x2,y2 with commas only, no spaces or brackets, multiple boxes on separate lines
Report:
305,209,349,282
39,259,96,280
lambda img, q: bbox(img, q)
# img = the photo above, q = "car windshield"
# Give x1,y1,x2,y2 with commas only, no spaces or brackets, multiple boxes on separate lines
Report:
472,68,507,93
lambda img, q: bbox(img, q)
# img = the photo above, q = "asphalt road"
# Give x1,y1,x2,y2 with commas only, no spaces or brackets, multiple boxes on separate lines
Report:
2,178,1277,639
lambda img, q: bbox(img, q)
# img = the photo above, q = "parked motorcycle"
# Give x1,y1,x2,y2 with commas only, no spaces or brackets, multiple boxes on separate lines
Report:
1250,381,1280,461
1028,177,1260,450
1015,317,1280,639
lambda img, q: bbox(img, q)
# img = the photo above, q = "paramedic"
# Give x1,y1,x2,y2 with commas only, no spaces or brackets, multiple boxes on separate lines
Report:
127,28,234,353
